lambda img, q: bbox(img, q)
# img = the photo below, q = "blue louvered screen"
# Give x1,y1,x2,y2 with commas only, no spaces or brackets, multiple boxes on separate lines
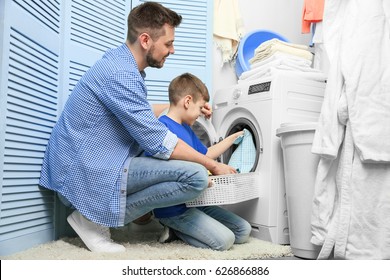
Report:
0,0,61,255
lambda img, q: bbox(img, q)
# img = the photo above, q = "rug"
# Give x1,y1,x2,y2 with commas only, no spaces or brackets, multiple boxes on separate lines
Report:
2,220,292,260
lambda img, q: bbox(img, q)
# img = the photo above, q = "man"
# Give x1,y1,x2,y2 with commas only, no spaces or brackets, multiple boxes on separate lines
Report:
39,2,236,253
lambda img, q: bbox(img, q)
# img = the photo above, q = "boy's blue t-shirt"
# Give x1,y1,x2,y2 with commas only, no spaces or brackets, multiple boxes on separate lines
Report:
153,115,207,218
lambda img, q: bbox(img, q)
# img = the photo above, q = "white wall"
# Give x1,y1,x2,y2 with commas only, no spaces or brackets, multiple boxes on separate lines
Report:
213,0,312,95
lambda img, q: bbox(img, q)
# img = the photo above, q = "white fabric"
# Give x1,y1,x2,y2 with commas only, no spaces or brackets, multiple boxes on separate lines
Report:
313,123,390,259
312,0,390,162
249,39,313,64
311,0,390,259
213,0,244,64
238,52,325,83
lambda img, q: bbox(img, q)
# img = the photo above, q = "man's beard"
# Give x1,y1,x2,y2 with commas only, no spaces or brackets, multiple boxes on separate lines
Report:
146,45,168,69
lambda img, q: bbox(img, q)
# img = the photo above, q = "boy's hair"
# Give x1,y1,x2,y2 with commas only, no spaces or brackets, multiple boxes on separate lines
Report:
127,2,182,43
168,73,210,105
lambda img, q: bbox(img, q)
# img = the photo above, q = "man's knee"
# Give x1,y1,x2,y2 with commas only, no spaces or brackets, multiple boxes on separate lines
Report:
182,162,208,196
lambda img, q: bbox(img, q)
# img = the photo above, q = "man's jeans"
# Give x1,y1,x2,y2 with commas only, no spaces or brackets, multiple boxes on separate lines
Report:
159,206,252,251
124,157,208,225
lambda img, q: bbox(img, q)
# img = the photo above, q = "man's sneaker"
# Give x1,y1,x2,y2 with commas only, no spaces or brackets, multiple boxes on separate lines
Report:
67,210,126,253
158,226,179,243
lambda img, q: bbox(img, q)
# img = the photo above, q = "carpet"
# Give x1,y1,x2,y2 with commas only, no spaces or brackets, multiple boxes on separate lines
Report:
2,220,292,260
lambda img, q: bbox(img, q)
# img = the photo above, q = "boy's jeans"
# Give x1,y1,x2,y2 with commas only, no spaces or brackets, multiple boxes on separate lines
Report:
159,206,252,251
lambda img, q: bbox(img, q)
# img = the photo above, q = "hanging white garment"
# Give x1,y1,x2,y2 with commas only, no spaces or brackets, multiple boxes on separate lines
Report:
311,0,390,259
213,0,244,64
340,0,390,162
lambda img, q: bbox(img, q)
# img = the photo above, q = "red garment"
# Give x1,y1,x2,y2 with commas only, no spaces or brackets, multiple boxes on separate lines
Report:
302,0,325,33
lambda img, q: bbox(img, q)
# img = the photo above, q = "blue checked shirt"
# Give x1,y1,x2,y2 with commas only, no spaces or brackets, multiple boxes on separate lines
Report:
39,44,178,227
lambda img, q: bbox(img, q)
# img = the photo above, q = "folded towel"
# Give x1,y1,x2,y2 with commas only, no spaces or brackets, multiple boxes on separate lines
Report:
250,39,313,64
239,53,325,83
251,51,313,70
255,38,310,53
228,129,256,173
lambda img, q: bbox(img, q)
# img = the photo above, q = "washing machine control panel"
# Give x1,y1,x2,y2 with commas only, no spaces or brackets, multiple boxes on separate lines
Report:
248,81,271,95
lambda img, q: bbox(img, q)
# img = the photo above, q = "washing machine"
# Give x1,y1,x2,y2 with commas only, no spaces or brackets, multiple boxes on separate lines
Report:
193,70,325,245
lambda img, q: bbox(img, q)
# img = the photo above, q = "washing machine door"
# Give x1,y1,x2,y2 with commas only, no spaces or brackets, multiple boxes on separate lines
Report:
192,117,219,148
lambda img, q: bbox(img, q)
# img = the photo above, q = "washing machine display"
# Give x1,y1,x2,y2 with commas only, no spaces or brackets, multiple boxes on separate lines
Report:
210,70,326,245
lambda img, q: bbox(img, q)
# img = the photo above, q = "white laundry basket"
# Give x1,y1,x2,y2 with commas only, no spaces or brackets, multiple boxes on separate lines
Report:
276,122,322,259
186,173,260,207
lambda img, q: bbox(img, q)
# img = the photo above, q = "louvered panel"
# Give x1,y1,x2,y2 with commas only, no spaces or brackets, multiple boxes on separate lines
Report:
13,0,60,34
68,60,90,95
4,156,43,165
142,0,208,69
1,204,51,217
7,110,56,129
9,31,59,81
146,79,170,103
5,117,53,135
70,0,126,52
4,141,46,154
7,96,56,120
2,190,53,201
9,53,58,87
1,191,52,209
0,210,53,229
2,180,41,191
1,22,59,255
2,185,43,194
7,87,57,112
6,106,56,129
0,192,54,241
4,148,45,159
3,170,41,180
0,216,54,241
147,95,169,103
3,164,42,173
5,131,48,146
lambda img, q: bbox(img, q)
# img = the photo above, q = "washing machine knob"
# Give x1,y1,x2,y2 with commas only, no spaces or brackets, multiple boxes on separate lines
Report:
232,89,242,99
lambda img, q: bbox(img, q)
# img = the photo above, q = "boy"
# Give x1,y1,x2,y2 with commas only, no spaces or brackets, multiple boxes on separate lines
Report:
154,73,251,251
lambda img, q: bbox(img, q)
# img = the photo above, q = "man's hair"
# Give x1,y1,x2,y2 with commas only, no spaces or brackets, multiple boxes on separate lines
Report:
168,73,210,105
127,2,182,43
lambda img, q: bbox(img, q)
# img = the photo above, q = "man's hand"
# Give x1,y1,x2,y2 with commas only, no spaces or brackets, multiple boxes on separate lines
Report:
208,161,237,176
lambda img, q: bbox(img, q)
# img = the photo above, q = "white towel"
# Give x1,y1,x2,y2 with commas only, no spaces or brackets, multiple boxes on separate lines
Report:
238,52,325,83
249,39,313,64
213,0,244,64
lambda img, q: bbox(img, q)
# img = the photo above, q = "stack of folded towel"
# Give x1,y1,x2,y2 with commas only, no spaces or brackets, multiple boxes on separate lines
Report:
239,38,326,82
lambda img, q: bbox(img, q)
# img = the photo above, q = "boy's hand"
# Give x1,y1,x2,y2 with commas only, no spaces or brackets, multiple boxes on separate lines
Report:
234,130,244,138
201,102,212,119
